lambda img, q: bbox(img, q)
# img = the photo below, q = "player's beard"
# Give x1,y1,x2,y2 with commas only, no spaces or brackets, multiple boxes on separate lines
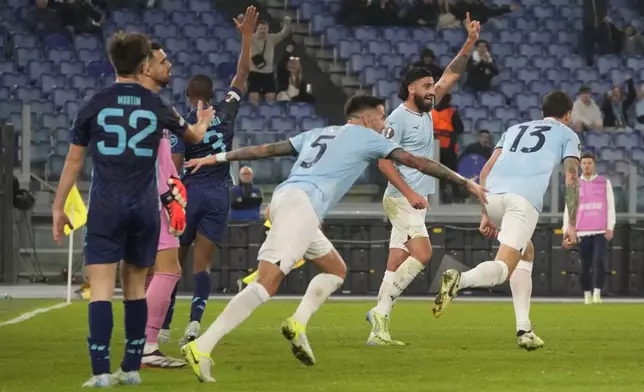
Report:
413,93,434,113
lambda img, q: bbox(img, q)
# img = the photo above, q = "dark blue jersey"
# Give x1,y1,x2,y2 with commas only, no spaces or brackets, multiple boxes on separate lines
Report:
71,82,189,205
171,88,241,186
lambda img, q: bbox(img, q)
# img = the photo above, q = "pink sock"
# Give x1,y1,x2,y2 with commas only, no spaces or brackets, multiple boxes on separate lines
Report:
144,274,154,293
146,273,181,345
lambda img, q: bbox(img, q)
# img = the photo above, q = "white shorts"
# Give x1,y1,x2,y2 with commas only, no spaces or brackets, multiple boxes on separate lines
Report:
383,195,429,251
485,193,539,253
257,188,334,274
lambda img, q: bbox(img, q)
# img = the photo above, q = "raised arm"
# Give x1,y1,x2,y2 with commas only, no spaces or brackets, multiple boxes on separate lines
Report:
434,12,480,103
230,6,258,92
378,159,426,209
387,148,487,204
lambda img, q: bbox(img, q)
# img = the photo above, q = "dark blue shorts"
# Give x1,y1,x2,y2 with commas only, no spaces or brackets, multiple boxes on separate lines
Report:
84,196,160,268
180,183,230,246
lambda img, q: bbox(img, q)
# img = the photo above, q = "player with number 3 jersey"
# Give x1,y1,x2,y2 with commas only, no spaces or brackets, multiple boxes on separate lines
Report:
168,6,258,347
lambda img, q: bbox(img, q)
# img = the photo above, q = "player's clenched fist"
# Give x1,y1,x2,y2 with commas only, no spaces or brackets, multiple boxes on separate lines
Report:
168,176,187,208
160,190,186,236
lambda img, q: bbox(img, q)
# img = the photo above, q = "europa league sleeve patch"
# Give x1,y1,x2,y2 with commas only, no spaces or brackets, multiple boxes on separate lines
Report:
384,127,395,139
170,134,178,148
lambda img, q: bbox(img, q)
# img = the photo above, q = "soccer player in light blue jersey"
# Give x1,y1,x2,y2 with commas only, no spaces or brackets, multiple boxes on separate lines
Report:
176,94,487,382
368,14,481,346
433,91,581,351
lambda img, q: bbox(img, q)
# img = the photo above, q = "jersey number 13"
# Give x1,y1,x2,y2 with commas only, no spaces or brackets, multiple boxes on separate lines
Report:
509,125,551,153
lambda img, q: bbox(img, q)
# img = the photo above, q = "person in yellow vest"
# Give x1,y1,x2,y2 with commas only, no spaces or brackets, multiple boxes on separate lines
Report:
432,93,464,202
238,207,305,287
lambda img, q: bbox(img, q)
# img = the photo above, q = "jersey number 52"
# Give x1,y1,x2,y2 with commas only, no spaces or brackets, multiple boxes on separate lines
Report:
97,108,157,157
509,125,551,153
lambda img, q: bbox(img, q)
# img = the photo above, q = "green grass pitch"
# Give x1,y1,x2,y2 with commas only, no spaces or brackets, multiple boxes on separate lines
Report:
1,299,644,392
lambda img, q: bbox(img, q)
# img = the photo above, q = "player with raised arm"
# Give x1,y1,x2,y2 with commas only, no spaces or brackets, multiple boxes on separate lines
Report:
432,91,581,351
133,42,189,368
168,6,258,347
367,12,480,346
177,94,487,383
51,32,214,387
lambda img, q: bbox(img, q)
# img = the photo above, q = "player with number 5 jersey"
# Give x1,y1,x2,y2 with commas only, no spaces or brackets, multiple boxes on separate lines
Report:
433,91,581,351
177,95,488,383
169,6,259,347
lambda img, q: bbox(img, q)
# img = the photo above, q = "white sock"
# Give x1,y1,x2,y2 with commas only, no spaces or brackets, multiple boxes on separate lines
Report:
194,282,270,354
377,271,396,304
584,291,592,297
510,260,533,332
292,273,344,327
593,288,601,296
458,260,509,290
373,257,424,316
143,343,158,355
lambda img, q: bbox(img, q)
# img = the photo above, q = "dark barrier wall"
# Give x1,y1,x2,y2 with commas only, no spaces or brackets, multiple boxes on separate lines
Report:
179,220,644,297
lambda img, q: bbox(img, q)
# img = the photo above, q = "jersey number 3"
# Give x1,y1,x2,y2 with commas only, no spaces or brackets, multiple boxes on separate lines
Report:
97,108,157,157
300,135,336,168
509,125,551,153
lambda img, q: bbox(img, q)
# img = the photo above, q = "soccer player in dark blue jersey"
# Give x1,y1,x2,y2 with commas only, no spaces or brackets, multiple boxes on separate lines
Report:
169,6,258,346
51,32,214,388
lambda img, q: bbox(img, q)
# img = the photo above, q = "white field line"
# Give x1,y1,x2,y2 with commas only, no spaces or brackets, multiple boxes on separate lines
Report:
0,302,71,327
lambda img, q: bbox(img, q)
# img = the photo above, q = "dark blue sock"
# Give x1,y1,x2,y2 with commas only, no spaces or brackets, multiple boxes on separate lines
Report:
162,283,178,330
121,299,147,372
190,271,211,322
88,301,113,376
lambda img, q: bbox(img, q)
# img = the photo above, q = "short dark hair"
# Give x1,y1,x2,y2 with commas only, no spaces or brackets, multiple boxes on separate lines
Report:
479,129,491,135
398,66,433,101
107,32,151,77
186,74,214,101
150,41,163,52
258,20,269,25
541,90,573,119
579,86,591,94
344,94,385,118
580,152,595,161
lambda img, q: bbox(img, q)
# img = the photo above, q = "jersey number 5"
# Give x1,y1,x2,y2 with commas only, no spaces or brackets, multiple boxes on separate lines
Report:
509,125,551,153
97,108,157,157
300,135,336,168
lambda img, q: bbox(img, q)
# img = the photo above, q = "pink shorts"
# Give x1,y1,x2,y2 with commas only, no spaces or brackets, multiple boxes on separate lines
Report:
158,209,179,251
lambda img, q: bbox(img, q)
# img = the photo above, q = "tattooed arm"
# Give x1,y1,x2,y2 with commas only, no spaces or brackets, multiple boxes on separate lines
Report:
185,141,298,173
434,13,480,102
224,141,297,161
563,156,580,228
387,148,488,204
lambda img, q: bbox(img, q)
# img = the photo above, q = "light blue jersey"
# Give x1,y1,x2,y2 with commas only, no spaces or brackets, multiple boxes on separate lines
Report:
486,118,581,212
276,124,400,219
383,104,435,197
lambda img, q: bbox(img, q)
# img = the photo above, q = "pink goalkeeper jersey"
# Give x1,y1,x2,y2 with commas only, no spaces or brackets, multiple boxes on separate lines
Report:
158,129,179,195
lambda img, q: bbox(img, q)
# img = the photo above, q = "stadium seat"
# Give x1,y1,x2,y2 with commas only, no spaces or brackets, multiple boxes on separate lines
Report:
258,104,283,118
300,116,326,130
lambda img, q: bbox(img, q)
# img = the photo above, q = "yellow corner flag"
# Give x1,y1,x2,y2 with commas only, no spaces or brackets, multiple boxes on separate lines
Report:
64,185,88,235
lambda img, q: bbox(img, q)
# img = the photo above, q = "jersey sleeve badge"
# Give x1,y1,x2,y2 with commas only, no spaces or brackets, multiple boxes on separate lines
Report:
383,127,395,139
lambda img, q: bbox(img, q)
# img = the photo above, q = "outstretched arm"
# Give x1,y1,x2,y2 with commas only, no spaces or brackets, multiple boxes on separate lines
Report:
185,141,297,173
388,148,466,186
563,157,580,228
434,12,480,103
387,148,488,204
